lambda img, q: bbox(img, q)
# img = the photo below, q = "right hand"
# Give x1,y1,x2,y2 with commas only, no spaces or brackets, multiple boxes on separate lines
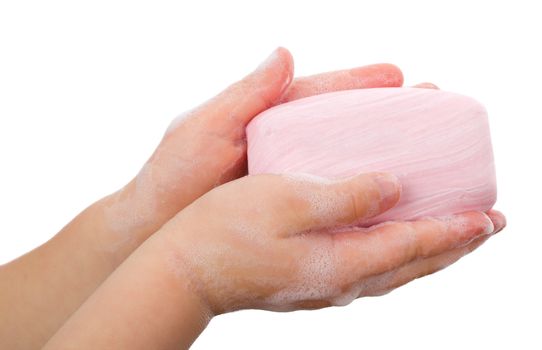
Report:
157,172,506,314
103,48,404,237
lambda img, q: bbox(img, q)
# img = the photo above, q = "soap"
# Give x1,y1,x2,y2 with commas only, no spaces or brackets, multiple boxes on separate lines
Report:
246,87,497,226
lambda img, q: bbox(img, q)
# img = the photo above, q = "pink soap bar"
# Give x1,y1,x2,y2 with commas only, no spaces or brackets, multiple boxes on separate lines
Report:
246,87,497,226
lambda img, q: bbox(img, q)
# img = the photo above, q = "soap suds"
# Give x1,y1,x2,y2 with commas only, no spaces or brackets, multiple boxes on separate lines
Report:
102,162,158,236
279,173,350,230
264,240,339,307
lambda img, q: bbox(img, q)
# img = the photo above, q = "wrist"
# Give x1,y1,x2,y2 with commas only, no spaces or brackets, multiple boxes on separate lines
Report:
100,179,159,235
91,177,166,266
44,227,213,350
99,161,196,240
140,232,214,347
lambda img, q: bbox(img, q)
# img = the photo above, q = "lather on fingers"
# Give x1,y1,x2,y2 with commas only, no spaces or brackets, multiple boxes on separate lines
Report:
361,210,505,297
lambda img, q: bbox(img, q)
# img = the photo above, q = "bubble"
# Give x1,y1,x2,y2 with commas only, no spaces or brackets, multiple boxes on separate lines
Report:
263,240,339,307
280,173,349,228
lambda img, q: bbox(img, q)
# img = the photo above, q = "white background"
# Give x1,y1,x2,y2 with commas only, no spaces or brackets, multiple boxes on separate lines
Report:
1,1,540,349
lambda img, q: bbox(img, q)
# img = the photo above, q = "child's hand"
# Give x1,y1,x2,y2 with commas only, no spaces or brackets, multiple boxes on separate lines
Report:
104,48,404,238
157,172,504,314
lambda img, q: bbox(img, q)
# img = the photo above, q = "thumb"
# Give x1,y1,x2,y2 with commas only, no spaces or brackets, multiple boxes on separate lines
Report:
166,47,294,136
239,172,401,234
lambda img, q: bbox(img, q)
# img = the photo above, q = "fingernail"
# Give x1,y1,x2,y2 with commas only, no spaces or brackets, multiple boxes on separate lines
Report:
373,172,401,209
486,209,507,234
413,82,439,89
255,48,280,73
480,212,495,235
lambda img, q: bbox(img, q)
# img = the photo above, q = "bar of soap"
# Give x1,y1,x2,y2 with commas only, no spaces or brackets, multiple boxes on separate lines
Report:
246,87,497,226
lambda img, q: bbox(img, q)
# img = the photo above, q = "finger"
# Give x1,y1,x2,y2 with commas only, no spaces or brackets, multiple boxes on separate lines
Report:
166,47,294,137
486,209,506,233
280,63,403,103
332,211,494,279
221,172,401,235
412,82,439,89
374,209,506,295
364,233,491,297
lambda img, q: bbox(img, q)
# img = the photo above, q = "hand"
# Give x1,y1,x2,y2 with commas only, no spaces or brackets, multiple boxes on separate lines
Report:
158,172,505,314
103,47,405,237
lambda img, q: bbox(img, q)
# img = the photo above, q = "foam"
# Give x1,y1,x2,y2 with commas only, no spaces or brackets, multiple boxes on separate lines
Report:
102,162,158,236
263,240,338,308
279,173,350,229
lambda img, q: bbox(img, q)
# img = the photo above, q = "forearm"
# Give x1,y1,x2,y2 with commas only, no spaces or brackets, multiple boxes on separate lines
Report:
43,229,210,350
0,178,178,349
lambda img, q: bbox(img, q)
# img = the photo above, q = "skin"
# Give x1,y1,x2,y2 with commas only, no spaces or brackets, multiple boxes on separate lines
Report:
0,48,411,349
43,173,505,349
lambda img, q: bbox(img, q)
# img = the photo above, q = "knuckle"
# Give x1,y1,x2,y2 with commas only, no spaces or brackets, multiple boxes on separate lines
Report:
346,188,371,222
402,222,423,262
